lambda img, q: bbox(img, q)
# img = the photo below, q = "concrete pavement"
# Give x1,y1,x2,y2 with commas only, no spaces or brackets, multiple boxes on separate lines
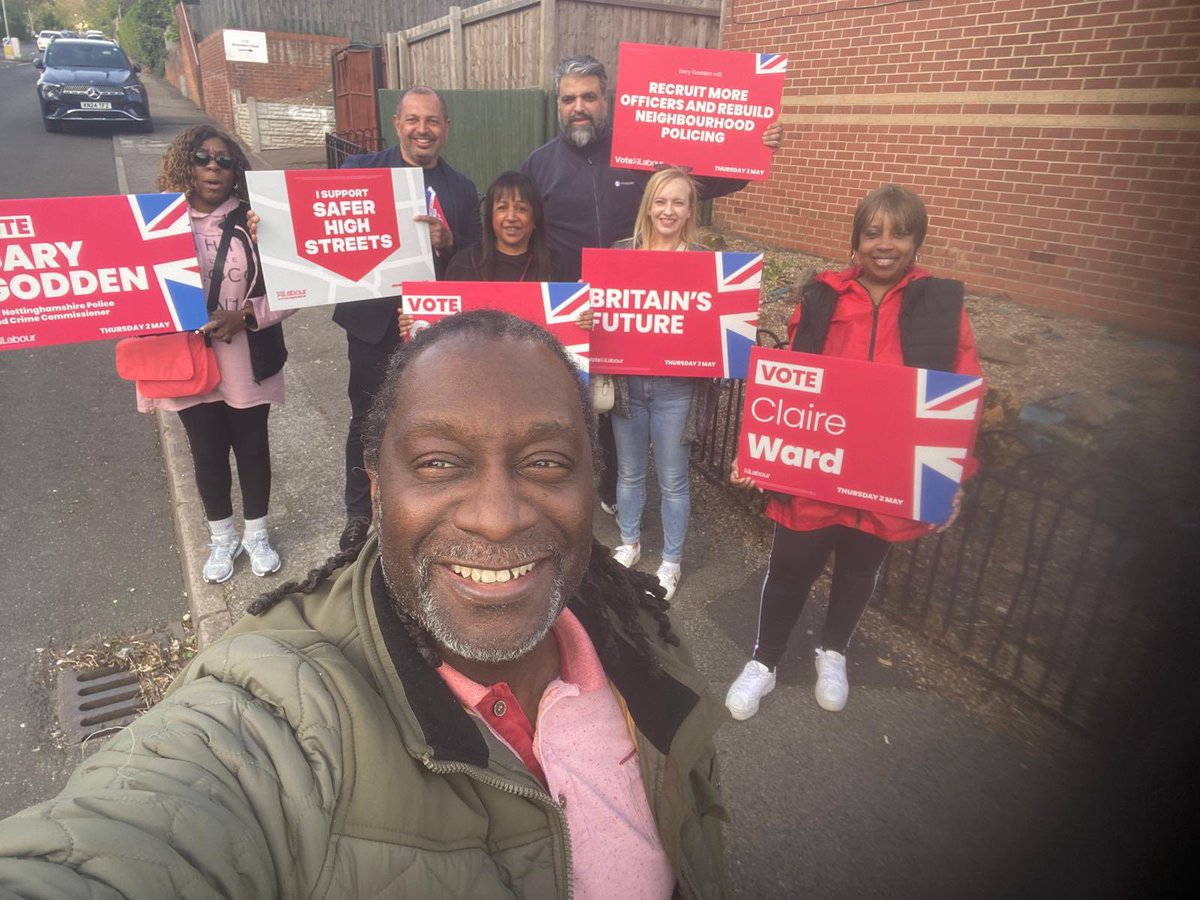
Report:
119,72,1102,897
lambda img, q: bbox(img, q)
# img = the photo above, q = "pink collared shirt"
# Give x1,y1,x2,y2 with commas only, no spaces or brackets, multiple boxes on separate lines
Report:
437,609,676,900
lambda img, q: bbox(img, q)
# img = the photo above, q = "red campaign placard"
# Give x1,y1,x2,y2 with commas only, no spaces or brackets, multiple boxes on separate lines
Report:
402,281,592,375
285,169,400,281
611,42,786,181
582,248,759,379
0,193,205,351
737,347,986,525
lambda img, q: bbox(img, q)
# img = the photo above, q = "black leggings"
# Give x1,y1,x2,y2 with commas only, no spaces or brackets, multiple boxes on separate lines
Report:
752,524,892,668
177,402,271,522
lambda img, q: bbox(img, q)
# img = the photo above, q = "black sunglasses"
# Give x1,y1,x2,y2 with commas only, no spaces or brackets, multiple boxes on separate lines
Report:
191,150,236,170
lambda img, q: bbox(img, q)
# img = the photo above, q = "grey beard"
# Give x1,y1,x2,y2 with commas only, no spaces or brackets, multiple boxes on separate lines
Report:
565,123,597,148
563,117,608,148
378,529,567,664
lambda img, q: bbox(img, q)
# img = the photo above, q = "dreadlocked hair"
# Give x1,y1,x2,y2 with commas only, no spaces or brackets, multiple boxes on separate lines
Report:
246,544,363,616
156,125,251,206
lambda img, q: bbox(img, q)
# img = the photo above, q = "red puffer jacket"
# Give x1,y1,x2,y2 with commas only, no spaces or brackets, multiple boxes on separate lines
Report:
764,265,983,543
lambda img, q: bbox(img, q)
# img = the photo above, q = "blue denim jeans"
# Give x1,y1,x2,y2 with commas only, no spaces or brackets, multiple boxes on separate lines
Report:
611,376,693,564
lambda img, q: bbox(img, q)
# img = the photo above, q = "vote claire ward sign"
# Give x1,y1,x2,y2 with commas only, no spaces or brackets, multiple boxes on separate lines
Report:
737,347,985,525
0,193,206,351
246,168,434,309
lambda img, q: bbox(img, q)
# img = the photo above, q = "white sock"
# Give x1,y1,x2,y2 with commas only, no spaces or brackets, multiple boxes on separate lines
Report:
243,516,268,540
209,516,236,541
659,561,681,575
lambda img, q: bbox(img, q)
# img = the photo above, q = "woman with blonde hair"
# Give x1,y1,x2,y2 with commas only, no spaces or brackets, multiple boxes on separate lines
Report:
608,167,709,601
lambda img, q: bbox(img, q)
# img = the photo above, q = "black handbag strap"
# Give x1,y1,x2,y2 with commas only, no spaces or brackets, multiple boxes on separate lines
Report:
207,203,248,312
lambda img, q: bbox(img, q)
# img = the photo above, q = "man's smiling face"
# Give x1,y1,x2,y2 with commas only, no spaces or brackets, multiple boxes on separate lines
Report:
369,334,594,663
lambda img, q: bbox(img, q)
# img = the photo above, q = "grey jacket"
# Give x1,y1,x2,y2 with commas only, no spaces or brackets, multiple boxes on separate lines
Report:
0,539,729,899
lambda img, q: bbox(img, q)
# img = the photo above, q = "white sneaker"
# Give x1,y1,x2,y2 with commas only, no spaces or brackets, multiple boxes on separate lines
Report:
202,534,242,584
814,648,849,712
655,562,681,601
244,529,282,577
725,660,776,721
599,499,617,516
612,542,641,568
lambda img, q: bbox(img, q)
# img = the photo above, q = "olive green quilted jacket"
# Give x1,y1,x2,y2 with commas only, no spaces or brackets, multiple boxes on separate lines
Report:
0,539,729,899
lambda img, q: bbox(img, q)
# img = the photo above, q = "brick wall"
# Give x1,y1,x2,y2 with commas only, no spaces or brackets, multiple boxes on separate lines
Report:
718,0,1200,340
195,30,346,131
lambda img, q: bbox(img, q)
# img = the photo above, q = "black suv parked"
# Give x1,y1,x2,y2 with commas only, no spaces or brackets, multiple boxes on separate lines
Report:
34,39,152,133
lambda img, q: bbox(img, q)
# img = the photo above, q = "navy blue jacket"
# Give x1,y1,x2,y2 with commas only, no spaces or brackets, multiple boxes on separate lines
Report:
333,146,481,345
522,132,747,281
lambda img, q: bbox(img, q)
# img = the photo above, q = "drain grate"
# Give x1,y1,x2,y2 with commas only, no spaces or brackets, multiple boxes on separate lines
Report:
56,665,149,743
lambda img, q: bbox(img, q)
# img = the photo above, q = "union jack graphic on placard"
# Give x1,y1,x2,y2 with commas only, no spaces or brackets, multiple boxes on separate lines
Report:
542,283,592,379
542,282,591,325
126,193,206,330
716,252,762,292
916,369,985,420
755,53,787,75
128,192,192,240
152,256,206,331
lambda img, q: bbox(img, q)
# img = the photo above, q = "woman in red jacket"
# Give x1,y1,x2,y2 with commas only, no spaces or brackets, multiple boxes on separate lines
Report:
725,184,982,718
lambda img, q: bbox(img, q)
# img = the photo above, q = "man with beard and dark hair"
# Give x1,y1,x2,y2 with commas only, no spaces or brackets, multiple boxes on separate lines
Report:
522,54,784,282
0,310,730,900
522,55,782,516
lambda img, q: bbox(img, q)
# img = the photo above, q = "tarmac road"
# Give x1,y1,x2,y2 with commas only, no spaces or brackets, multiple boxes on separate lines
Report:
0,59,190,816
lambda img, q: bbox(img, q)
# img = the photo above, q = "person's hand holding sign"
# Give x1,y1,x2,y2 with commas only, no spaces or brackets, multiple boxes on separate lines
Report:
200,303,255,343
729,456,762,493
761,121,784,152
414,214,453,255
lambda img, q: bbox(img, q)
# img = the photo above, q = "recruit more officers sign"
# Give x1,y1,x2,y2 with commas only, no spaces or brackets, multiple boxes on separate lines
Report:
0,194,206,351
610,43,786,180
737,347,986,525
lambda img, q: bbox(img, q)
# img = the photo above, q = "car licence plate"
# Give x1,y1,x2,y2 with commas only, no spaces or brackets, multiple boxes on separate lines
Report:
80,101,112,109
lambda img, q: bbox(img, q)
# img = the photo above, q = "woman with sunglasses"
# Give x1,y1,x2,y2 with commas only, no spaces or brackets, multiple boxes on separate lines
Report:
139,126,293,584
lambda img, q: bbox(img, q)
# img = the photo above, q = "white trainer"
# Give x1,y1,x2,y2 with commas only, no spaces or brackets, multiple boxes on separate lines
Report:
724,660,777,721
612,543,641,568
655,562,681,601
202,534,242,584
244,529,281,577
814,648,850,712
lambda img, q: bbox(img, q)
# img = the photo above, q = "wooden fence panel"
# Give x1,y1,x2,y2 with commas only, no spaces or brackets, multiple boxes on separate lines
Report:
463,7,542,89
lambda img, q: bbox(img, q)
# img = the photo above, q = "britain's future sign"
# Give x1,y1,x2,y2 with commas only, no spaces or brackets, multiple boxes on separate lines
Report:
582,248,760,379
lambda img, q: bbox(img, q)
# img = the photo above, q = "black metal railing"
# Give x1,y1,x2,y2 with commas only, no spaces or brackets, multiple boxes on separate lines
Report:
691,351,1183,735
324,128,381,168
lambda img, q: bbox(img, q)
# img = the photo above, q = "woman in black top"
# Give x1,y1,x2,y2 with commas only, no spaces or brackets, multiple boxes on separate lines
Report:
445,170,552,281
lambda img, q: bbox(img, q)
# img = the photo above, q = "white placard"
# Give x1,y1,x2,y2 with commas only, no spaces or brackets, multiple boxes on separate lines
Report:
223,29,268,64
